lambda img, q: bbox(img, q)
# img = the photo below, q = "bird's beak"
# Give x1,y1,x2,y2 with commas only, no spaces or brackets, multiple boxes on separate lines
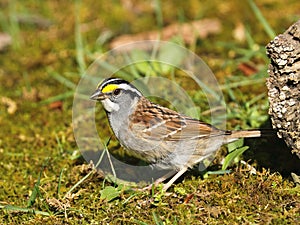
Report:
90,89,107,101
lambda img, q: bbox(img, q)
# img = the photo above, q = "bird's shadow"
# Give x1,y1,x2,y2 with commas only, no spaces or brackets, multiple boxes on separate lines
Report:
243,120,300,176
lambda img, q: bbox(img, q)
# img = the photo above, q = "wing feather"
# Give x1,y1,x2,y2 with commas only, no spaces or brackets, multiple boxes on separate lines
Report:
129,97,224,142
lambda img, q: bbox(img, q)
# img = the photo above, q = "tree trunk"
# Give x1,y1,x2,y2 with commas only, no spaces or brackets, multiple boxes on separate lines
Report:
266,20,300,159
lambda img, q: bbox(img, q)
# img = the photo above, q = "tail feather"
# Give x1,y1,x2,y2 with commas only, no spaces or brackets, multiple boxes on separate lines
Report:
225,129,276,142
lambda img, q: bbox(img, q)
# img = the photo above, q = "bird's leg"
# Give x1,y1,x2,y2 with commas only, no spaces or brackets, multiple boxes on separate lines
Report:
162,167,188,191
141,167,188,191
141,170,176,191
154,170,177,185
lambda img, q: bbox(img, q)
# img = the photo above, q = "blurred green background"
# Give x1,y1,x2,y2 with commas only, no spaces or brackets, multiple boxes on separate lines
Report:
0,0,299,224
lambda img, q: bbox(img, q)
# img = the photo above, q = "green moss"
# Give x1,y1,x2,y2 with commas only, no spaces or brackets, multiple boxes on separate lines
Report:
0,0,299,224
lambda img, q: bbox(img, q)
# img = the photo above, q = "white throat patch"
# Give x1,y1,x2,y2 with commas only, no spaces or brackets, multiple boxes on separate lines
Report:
101,99,120,112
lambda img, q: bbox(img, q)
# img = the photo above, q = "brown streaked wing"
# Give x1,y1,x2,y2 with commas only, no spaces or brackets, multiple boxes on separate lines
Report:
129,97,224,141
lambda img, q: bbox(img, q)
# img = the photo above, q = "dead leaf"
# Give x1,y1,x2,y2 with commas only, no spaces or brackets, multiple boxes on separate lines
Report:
16,14,52,28
47,197,70,211
22,87,40,101
0,33,12,51
183,193,194,204
233,22,246,42
110,18,222,50
49,101,63,110
1,97,17,114
238,62,258,76
206,206,223,218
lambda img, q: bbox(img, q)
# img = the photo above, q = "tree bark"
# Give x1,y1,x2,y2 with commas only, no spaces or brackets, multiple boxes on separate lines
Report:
266,20,300,159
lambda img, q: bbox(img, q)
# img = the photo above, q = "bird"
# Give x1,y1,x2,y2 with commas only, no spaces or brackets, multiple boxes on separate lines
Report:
90,77,271,191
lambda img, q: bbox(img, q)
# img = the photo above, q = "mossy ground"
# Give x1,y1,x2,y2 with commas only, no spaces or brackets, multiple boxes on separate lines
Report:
0,0,299,224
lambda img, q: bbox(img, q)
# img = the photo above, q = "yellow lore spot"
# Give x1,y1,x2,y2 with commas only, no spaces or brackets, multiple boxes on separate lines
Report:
101,84,119,93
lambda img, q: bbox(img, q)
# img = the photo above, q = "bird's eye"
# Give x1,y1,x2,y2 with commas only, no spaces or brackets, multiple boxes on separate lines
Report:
113,88,121,96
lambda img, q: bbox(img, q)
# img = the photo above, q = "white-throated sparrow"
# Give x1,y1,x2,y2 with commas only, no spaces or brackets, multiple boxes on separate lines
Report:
90,78,269,190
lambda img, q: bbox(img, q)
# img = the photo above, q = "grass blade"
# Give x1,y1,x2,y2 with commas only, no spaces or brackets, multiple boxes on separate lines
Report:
74,0,86,75
63,144,107,199
39,91,74,105
222,146,249,170
27,158,50,207
247,0,276,39
1,204,50,216
49,70,77,90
